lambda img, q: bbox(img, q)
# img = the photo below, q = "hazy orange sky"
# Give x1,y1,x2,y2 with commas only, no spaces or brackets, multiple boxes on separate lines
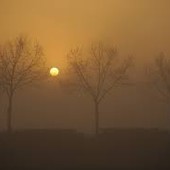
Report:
0,0,170,132
1,0,170,67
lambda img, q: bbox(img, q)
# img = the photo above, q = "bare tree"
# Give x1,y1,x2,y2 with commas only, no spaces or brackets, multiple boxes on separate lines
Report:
65,43,132,135
0,35,46,133
147,53,170,103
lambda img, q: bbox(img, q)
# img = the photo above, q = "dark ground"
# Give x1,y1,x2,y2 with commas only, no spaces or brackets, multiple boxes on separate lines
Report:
0,128,170,170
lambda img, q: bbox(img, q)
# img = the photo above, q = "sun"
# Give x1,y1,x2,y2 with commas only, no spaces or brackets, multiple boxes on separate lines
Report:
50,67,59,76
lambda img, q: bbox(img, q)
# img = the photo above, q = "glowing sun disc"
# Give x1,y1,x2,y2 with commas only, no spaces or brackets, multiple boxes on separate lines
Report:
50,67,59,76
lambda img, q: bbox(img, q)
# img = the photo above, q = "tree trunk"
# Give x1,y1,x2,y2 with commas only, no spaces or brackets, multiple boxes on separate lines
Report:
94,101,99,135
7,93,13,134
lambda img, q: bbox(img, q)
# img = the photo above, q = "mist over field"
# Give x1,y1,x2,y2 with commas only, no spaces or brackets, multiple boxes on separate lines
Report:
0,0,170,132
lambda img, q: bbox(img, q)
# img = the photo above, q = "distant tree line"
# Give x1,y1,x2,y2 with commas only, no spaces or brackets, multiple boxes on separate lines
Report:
0,35,169,135
63,44,170,135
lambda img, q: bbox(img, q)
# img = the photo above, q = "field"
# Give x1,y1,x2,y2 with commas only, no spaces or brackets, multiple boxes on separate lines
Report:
0,129,170,170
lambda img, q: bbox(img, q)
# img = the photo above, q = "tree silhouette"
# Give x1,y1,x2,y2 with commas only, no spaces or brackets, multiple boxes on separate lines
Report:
0,35,46,133
148,53,170,103
65,43,132,135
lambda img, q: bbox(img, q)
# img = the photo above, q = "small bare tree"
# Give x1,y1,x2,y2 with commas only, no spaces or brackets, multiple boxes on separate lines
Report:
0,35,46,133
148,53,170,103
65,43,132,134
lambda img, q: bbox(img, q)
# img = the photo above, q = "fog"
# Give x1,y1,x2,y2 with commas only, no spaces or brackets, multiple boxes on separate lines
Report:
0,0,170,132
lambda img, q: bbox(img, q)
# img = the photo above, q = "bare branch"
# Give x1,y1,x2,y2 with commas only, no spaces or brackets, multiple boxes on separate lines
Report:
147,52,170,102
65,43,132,104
